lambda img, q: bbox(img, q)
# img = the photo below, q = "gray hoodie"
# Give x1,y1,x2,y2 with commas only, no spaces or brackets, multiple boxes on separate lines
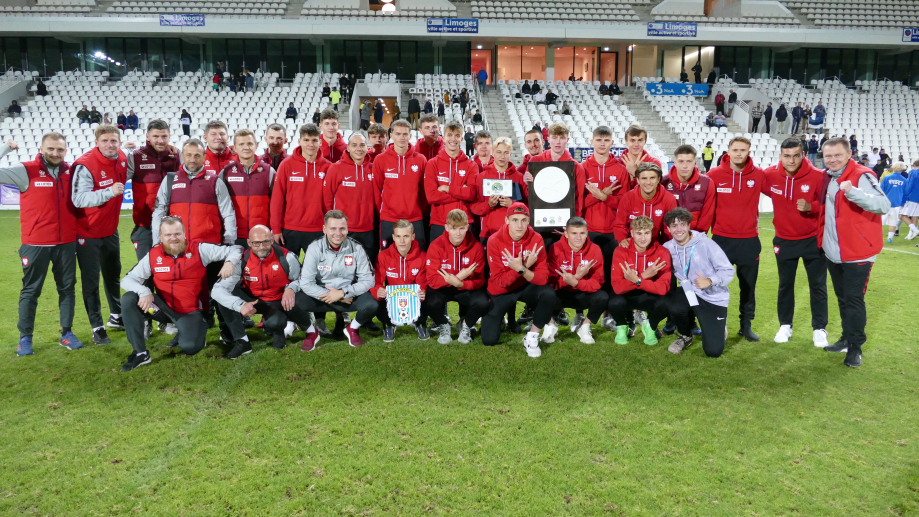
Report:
822,165,889,264
299,235,374,299
664,231,735,308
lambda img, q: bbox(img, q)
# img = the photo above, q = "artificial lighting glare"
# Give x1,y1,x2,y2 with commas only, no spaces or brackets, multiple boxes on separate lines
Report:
604,47,610,51
477,45,482,49
381,3,394,11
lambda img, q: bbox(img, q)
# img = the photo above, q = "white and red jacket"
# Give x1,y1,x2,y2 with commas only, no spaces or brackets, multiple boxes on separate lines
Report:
372,144,428,223
372,240,427,300
423,149,478,226
763,158,827,241
204,147,238,176
610,240,672,296
707,154,768,239
612,185,678,243
661,166,715,233
486,225,549,296
323,151,376,233
581,154,631,234
547,236,604,293
270,147,331,234
425,231,486,291
470,162,528,239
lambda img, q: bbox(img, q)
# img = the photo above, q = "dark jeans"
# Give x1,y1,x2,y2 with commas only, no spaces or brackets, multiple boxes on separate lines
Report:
791,118,801,133
669,290,728,357
426,286,489,328
296,291,378,326
774,236,828,330
827,260,872,348
481,283,558,346
765,116,772,133
122,291,207,355
380,219,427,251
751,117,762,132
588,231,618,291
555,289,609,325
75,231,122,328
712,234,760,324
221,287,313,341
608,290,668,329
18,242,76,338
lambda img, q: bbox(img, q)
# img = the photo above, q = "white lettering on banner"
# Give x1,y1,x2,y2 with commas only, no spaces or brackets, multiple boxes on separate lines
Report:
33,181,53,187
227,177,244,182
99,179,114,187
172,183,186,189
717,188,732,193
154,267,171,272
342,181,356,187
385,173,399,179
289,177,304,182
139,164,156,170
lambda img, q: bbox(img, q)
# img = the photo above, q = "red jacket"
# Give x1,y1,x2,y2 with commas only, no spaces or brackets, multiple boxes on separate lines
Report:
612,185,678,243
528,149,586,216
372,144,427,223
270,147,331,233
323,151,376,233
241,246,290,301
581,154,631,233
222,161,272,239
20,155,76,246
610,240,672,296
817,159,883,261
661,166,715,233
470,163,528,239
763,158,826,240
169,168,222,244
486,225,548,296
715,93,725,105
150,241,209,314
372,241,427,300
415,136,443,161
423,149,478,226
204,147,238,176
707,154,768,239
516,153,537,176
473,154,494,174
425,231,486,291
547,236,604,293
73,147,127,239
617,149,662,173
132,143,179,227
320,133,347,163
260,149,287,171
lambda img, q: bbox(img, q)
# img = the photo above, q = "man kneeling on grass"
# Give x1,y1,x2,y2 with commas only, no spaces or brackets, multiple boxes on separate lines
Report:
372,220,430,342
120,216,242,371
212,225,312,359
663,208,735,357
297,210,376,350
608,216,671,346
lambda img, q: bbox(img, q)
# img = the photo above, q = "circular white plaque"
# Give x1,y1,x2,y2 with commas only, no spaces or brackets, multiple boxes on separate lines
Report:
533,166,570,204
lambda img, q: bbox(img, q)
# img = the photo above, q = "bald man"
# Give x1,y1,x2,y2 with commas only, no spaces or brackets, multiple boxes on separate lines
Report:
212,225,312,358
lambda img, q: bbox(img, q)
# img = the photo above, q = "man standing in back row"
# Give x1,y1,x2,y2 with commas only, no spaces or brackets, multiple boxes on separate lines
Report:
129,119,180,260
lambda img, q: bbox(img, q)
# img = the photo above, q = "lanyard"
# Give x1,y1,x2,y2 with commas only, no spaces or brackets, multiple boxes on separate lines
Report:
682,246,696,279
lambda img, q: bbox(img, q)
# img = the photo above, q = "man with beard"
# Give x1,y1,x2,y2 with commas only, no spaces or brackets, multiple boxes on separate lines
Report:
261,123,289,170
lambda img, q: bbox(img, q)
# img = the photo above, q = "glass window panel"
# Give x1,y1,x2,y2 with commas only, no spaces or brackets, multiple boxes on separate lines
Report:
227,39,244,73
181,41,200,75
361,41,378,77
25,38,45,75
825,49,841,83
773,51,791,81
125,38,142,73
497,45,522,83
399,41,416,80
62,41,82,72
164,39,181,77
856,49,875,81
877,52,896,82
555,46,574,80
342,40,360,76
243,39,260,72
382,41,399,76
442,41,469,76
806,48,822,84
791,48,806,84
417,41,436,77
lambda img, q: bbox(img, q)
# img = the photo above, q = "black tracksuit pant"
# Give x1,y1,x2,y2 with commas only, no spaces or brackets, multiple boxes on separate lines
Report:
281,229,324,258
556,289,609,325
669,289,728,358
222,287,314,341
481,283,558,346
588,231,618,292
608,290,668,329
712,235,760,325
18,242,77,338
827,260,873,348
349,230,377,267
130,225,154,261
75,231,122,329
122,292,208,355
426,286,489,328
774,236,828,330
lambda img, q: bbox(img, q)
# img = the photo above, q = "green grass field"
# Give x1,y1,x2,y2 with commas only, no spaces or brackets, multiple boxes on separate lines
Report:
1,211,917,516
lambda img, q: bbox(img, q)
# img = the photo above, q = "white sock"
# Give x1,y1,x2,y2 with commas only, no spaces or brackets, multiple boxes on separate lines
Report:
349,319,361,330
527,331,539,339
240,335,249,342
93,326,104,332
306,324,316,334
110,313,120,318
889,231,895,239
911,224,919,232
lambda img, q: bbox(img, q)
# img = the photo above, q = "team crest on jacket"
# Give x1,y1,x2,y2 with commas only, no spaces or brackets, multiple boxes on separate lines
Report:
747,180,755,188
121,162,126,167
186,252,192,259
133,242,138,250
78,238,85,245
774,246,780,254
344,255,354,266
462,257,470,265
801,185,810,192
319,172,325,179
100,171,106,178
694,184,701,190
156,256,163,264
412,165,419,172
21,257,29,267
459,169,467,177
272,264,279,270
39,170,45,177
244,266,250,273
654,209,663,217
141,154,148,161
411,268,419,275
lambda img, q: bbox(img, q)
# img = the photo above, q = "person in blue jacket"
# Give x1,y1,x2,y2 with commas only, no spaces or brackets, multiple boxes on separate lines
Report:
881,162,909,242
807,135,819,163
900,160,919,241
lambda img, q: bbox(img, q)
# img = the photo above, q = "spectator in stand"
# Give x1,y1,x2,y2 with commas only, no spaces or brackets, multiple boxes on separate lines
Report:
360,100,371,130
246,71,254,92
472,110,483,125
849,134,858,153
339,74,350,99
680,68,689,83
702,141,715,171
530,82,541,95
321,83,331,98
103,113,113,125
791,102,804,134
330,87,341,111
116,111,127,130
705,112,715,127
464,126,475,157
36,79,48,97
802,104,812,133
423,98,433,114
391,102,401,121
692,61,702,83
229,73,237,93
714,112,727,128
727,90,737,116
561,102,571,115
286,103,297,120
707,70,716,85
89,107,102,124
714,91,725,115
408,95,421,129
764,102,773,133
807,134,819,163
599,83,609,96
521,80,531,95
534,89,547,105
814,100,826,121
212,72,220,91
610,81,622,96
312,108,321,125
477,67,488,91
126,110,138,130
751,103,763,133
437,100,445,124
866,147,880,169
545,89,558,105
180,109,191,136
373,99,384,124
7,100,22,118
775,103,788,133
76,105,90,124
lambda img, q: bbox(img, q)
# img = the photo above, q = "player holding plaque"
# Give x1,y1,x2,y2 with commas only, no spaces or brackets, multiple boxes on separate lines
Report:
423,120,477,244
371,220,429,342
526,123,586,250
471,137,528,242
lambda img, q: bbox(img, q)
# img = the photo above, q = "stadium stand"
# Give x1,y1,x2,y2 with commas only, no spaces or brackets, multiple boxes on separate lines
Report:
471,0,642,22
107,0,287,17
410,73,483,127
301,0,457,19
785,0,919,28
1,0,94,15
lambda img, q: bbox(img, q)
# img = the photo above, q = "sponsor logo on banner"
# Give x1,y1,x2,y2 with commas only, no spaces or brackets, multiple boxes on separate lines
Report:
647,21,697,37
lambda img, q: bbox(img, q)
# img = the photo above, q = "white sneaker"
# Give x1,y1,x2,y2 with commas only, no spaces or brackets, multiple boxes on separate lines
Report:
633,310,647,326
569,313,585,334
774,324,793,343
576,323,595,344
284,321,296,338
523,333,542,358
907,228,919,240
668,335,692,354
437,323,452,344
601,314,617,331
164,323,178,335
457,322,473,344
813,328,829,347
540,322,558,343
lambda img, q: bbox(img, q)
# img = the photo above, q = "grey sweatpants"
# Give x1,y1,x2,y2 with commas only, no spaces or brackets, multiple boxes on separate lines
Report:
18,242,77,339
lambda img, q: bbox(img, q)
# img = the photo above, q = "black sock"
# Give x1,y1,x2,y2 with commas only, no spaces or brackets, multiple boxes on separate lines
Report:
61,327,71,335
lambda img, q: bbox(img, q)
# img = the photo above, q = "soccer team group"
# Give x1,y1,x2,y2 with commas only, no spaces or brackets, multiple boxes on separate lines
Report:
0,108,890,371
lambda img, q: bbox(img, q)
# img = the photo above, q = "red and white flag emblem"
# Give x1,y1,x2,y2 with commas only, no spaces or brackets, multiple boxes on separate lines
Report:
344,255,354,266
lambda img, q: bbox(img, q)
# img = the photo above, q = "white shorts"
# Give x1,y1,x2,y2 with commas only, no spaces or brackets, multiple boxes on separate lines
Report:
901,201,919,218
884,207,901,225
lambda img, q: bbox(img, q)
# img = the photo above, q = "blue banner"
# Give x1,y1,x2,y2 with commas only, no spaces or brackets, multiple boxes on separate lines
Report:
903,28,919,42
427,18,478,33
569,146,626,162
647,22,697,37
645,82,709,96
160,14,205,26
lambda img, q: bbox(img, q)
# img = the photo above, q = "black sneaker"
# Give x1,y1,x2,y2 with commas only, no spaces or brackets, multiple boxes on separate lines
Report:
272,332,287,349
415,323,430,341
106,315,124,330
382,325,396,342
628,322,637,338
364,321,381,332
166,336,180,348
227,340,252,359
844,346,862,367
121,351,151,371
737,323,760,342
556,310,570,327
243,316,255,329
508,319,523,334
824,339,848,353
332,316,346,339
93,327,111,344
516,306,534,326
220,330,234,345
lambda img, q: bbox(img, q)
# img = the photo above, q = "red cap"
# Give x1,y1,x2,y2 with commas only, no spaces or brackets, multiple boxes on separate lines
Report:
506,202,530,217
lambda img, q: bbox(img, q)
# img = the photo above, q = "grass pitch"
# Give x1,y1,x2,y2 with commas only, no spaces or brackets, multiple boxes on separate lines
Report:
0,212,917,516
